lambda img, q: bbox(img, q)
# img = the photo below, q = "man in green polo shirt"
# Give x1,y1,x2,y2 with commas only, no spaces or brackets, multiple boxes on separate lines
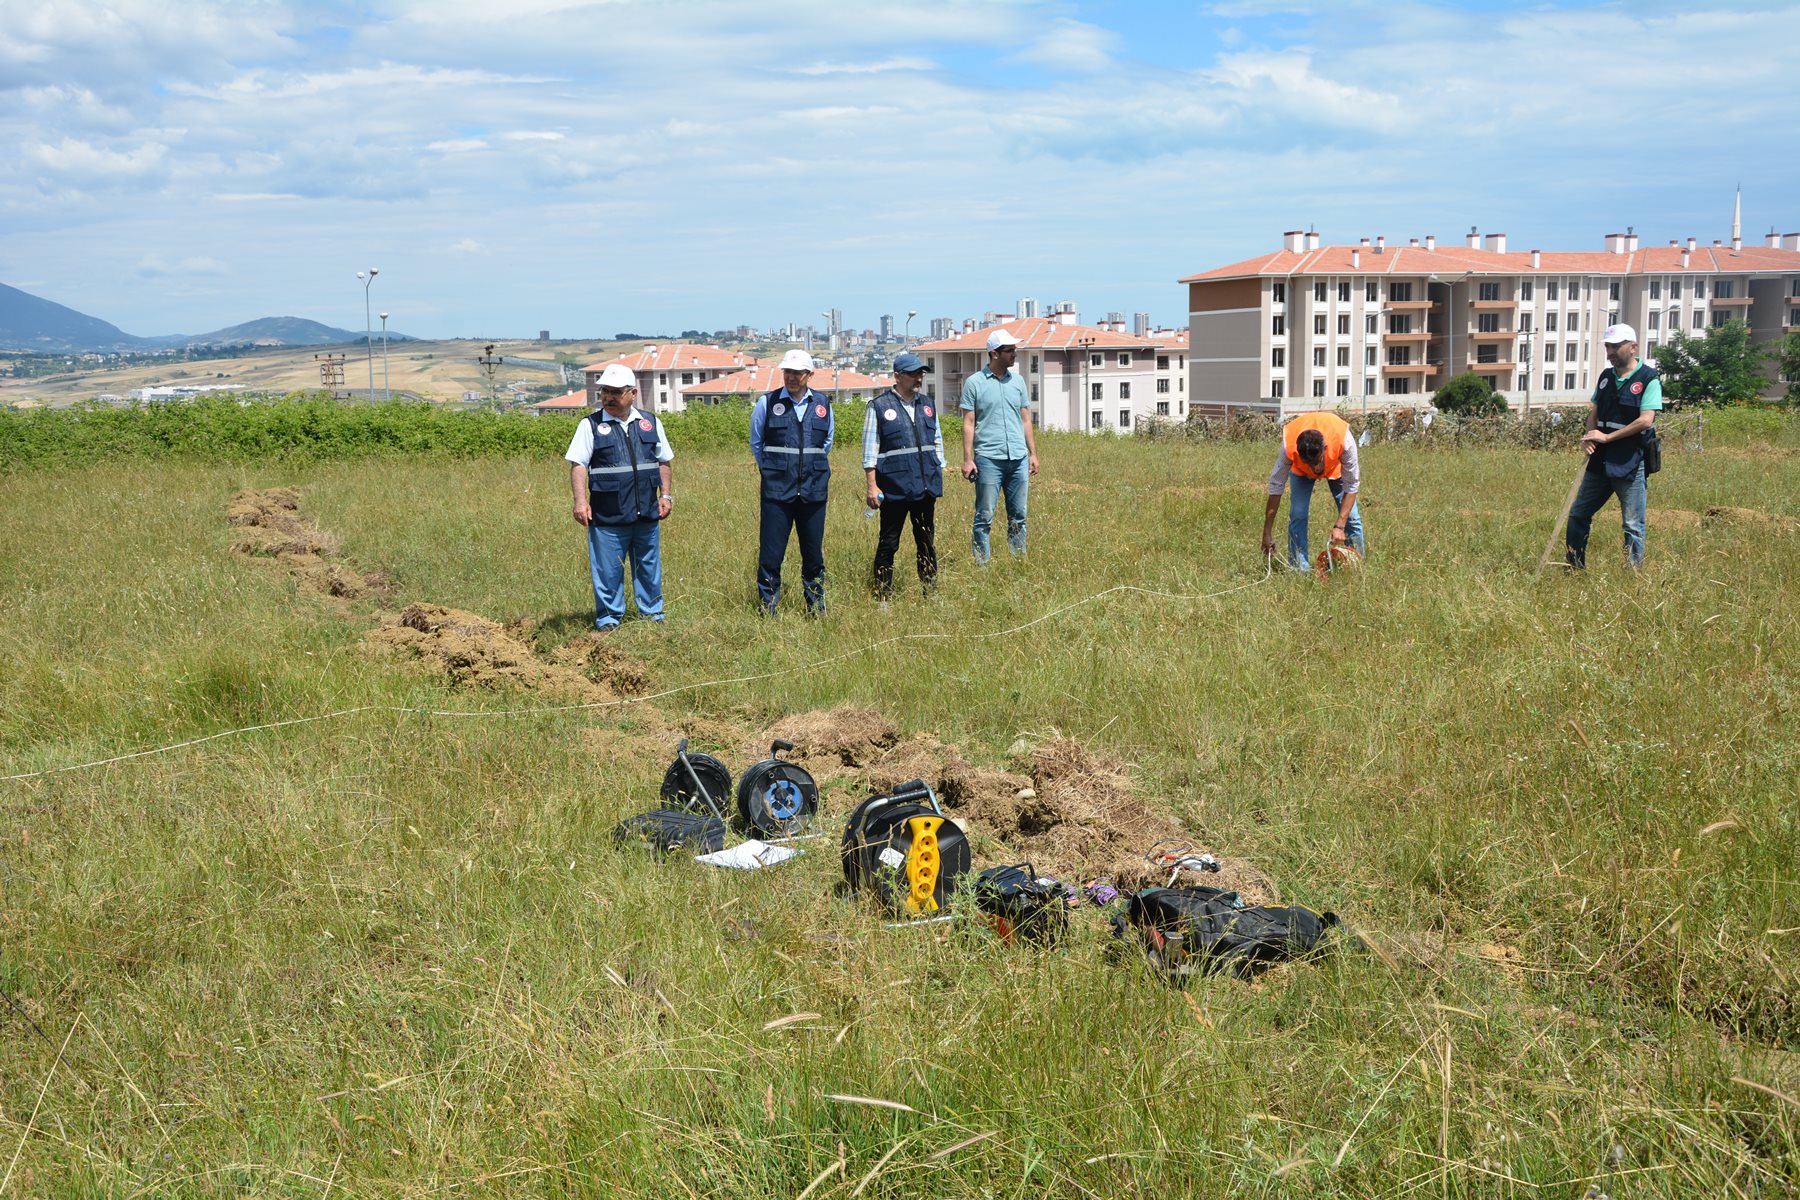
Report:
959,328,1040,562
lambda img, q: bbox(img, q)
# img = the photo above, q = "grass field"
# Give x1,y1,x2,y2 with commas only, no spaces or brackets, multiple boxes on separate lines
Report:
2,421,1798,1197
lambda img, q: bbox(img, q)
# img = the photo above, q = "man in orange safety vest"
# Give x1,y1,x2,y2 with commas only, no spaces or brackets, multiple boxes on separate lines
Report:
1260,411,1365,569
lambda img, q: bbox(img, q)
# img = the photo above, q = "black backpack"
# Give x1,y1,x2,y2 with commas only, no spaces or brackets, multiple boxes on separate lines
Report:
612,809,727,855
973,864,1071,946
1116,885,1341,983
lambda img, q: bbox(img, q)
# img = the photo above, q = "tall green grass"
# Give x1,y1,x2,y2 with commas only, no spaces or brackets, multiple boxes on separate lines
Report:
2,423,1797,1195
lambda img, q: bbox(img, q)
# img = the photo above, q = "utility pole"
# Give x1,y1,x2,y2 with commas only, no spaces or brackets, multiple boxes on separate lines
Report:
357,268,378,396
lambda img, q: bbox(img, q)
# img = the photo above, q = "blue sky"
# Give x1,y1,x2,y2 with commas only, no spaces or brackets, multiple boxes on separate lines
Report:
3,0,1795,339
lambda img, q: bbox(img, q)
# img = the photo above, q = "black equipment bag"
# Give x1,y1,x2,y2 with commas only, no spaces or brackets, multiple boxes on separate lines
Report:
1118,885,1340,982
1641,424,1662,475
612,809,726,855
974,864,1070,946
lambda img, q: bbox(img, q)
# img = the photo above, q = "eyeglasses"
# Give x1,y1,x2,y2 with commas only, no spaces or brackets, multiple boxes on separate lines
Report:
600,387,627,398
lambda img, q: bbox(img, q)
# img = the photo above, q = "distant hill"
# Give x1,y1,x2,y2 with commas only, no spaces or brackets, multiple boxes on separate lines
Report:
0,282,147,352
0,283,407,353
182,316,404,348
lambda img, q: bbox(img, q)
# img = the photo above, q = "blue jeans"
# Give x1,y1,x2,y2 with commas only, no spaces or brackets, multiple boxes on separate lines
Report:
1566,463,1647,567
972,455,1028,562
1286,475,1364,569
586,519,664,628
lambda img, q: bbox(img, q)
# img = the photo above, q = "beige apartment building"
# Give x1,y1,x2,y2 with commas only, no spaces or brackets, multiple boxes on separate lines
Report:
1182,228,1800,414
915,316,1189,434
582,344,761,412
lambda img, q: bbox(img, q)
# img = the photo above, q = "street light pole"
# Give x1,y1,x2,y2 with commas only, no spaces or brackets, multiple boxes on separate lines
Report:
905,310,917,344
357,268,378,396
379,312,390,402
1519,326,1535,415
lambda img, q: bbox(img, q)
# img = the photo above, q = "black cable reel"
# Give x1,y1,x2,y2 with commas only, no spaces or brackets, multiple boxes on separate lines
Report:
735,739,819,836
661,740,732,819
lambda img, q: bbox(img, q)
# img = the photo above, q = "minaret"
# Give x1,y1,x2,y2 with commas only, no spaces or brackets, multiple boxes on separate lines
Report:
1732,185,1742,244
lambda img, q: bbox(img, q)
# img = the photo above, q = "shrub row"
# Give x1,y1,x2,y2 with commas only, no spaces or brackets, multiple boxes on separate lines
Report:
1138,405,1709,451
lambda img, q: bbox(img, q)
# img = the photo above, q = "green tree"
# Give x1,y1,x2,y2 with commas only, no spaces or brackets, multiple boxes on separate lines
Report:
1774,330,1800,405
1652,319,1768,405
1432,371,1508,416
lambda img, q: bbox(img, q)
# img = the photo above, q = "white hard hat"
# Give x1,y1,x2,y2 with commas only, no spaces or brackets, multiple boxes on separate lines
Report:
597,363,636,388
779,349,815,372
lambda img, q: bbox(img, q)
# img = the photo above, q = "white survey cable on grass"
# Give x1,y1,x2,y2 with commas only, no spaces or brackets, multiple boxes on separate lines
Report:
0,566,1272,784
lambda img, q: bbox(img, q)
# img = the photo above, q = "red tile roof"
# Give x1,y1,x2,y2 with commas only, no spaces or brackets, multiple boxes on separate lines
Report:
683,365,895,396
1181,242,1800,281
582,344,760,374
914,316,1168,353
530,390,589,410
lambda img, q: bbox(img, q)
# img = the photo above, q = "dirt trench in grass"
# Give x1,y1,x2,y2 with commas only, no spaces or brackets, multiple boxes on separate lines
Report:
229,488,1273,901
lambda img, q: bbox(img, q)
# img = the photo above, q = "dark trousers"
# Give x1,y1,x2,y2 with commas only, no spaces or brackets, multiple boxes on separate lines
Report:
872,496,938,598
758,496,827,613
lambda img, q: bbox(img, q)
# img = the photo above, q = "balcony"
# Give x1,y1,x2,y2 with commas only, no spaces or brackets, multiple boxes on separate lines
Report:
1382,330,1430,343
1710,295,1754,306
1469,358,1517,372
1471,299,1514,311
1471,330,1515,343
1385,299,1433,311
1381,361,1438,376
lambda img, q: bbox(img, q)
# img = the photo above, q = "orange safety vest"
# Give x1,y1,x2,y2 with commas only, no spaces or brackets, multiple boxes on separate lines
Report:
1283,412,1348,480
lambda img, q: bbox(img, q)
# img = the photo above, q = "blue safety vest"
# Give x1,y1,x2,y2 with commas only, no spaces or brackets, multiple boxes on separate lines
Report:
586,409,663,524
759,390,831,502
1590,363,1657,479
870,389,943,501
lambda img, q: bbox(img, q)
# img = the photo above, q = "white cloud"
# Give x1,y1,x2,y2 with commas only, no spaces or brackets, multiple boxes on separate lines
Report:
135,254,227,277
428,138,489,153
791,56,934,76
26,137,168,177
1011,18,1120,73
447,239,486,255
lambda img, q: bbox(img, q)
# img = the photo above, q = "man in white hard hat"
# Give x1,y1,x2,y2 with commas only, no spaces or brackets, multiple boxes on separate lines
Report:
1566,323,1661,569
749,349,834,615
959,328,1038,562
565,362,674,630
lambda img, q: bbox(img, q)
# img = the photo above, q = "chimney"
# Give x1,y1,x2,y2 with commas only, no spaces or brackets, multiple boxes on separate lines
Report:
1409,237,1420,248
1425,234,1436,252
1681,248,1691,269
1359,236,1372,250
1731,235,1742,253
1531,249,1541,269
1283,229,1305,252
1466,225,1481,249
1686,237,1697,252
1484,232,1507,254
1375,235,1386,254
1352,248,1361,268
1767,228,1782,249
1605,232,1626,254
1626,226,1638,253
1305,229,1320,251
1713,239,1724,248
1784,232,1800,251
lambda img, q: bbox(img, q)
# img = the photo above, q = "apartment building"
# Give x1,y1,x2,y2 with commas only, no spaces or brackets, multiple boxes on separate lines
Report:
681,364,894,404
582,344,761,412
1182,227,1800,413
914,316,1188,433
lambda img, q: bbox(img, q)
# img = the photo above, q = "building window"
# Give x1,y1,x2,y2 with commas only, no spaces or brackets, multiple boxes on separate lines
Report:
1090,352,1103,367
1364,377,1376,395
1091,383,1103,401
1792,308,1800,326
1090,410,1102,430
1272,282,1286,304
1715,280,1734,299
1609,281,1621,301
1156,355,1169,370
1272,315,1285,336
1791,280,1800,297
1387,346,1412,366
1156,401,1169,416
1564,373,1576,390
1476,345,1499,364
1478,281,1500,301
1671,280,1682,299
1695,279,1706,299
1544,342,1556,362
1365,347,1377,367
1521,280,1534,301
1649,279,1661,299
681,372,693,385
1390,282,1413,302
1648,311,1660,330
1314,347,1326,367
1338,282,1350,302
1569,313,1579,333
1366,315,1378,334
1693,310,1705,329
1519,312,1533,331
1119,382,1131,399
1118,410,1130,428
1547,280,1559,301
1712,310,1729,327
1313,380,1326,397
1517,373,1530,391
1366,283,1378,302
1030,384,1038,403
1272,348,1285,367
1030,355,1039,374
1545,312,1558,332
1314,315,1327,335
1338,314,1350,335
1336,378,1349,396
1315,282,1327,302
1156,378,1170,393
1337,347,1350,367
1477,313,1501,333
1271,380,1285,398
1647,341,1658,359
1117,352,1130,367
1544,373,1555,392
1385,377,1411,395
